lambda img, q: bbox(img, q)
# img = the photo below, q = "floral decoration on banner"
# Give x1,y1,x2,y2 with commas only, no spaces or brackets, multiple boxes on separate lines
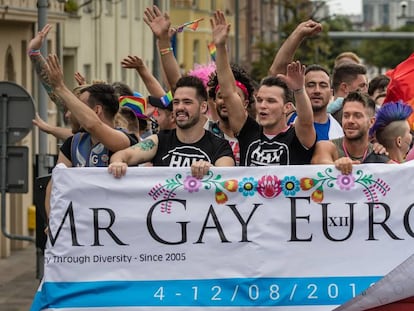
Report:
148,168,391,208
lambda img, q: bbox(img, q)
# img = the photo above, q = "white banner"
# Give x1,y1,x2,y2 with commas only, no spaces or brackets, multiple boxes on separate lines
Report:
31,163,414,310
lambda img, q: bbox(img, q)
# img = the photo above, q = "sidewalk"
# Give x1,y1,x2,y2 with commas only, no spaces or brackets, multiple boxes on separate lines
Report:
0,244,39,311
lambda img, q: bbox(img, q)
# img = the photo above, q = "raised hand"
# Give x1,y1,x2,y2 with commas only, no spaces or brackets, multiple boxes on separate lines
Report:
121,55,145,70
32,113,50,133
45,54,65,90
277,61,306,92
143,5,174,40
295,20,322,39
74,72,86,86
210,10,230,47
28,24,52,51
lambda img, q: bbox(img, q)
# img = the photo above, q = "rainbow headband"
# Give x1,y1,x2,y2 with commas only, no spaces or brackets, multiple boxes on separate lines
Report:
215,81,249,99
119,95,147,119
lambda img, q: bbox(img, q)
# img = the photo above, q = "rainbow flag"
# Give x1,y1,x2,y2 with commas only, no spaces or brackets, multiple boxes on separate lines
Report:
176,18,204,33
119,95,147,119
208,42,216,61
161,91,173,107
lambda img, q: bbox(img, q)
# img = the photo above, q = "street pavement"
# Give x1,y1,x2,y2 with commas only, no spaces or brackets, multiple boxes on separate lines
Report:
0,244,39,311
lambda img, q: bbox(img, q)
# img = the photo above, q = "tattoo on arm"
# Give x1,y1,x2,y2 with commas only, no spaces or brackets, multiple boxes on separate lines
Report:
132,139,155,151
31,55,65,108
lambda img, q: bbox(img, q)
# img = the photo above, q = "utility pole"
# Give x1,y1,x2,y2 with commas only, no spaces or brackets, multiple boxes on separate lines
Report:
37,0,49,177
235,0,239,63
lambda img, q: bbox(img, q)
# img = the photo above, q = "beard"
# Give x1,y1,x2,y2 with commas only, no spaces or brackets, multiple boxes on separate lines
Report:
345,129,365,141
216,106,229,122
175,112,199,130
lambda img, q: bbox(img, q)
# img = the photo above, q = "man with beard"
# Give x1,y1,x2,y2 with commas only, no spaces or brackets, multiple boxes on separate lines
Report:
206,64,255,165
311,92,390,174
108,75,235,179
304,65,343,141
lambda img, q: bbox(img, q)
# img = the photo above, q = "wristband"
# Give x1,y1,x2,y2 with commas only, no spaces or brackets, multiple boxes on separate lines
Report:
159,47,173,56
28,49,41,56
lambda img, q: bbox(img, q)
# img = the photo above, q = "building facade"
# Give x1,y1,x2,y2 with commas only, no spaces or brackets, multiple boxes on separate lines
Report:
0,0,65,257
363,0,414,29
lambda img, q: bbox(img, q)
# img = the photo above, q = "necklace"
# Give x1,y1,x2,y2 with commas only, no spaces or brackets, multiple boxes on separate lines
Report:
342,140,369,162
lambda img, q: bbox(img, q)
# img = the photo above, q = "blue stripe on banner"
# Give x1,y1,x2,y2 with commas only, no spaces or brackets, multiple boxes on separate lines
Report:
32,276,381,309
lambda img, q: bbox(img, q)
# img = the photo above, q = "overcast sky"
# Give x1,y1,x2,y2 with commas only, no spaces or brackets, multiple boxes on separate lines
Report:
327,0,362,16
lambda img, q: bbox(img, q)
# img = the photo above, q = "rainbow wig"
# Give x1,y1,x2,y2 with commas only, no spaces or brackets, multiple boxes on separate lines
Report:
369,100,413,137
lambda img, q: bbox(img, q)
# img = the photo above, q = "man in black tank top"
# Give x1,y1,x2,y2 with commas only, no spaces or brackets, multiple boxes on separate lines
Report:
312,92,390,174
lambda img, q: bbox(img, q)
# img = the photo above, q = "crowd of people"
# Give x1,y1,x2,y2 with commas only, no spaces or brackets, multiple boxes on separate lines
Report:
29,6,414,310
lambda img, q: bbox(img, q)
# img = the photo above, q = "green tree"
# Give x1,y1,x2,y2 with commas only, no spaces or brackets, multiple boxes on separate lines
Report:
250,0,356,80
357,24,414,70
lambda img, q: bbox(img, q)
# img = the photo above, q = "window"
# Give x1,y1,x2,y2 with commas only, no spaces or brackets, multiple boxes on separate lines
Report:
192,40,200,65
83,0,93,14
382,4,389,25
134,1,141,20
106,63,113,83
21,41,27,87
121,0,127,17
121,67,127,83
83,64,91,84
105,0,113,16
5,46,15,82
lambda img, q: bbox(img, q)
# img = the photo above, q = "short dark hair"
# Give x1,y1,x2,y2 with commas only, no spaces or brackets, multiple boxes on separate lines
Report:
305,64,330,77
368,75,390,96
81,83,119,119
332,63,367,93
207,63,255,106
112,81,134,98
343,91,375,116
174,76,208,103
259,76,294,104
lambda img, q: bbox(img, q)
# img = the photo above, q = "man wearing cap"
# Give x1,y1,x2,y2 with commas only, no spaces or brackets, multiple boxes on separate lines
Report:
147,94,176,131
108,75,235,179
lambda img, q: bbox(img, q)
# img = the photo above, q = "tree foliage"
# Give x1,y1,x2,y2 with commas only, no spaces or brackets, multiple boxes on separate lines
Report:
250,0,355,80
357,24,414,70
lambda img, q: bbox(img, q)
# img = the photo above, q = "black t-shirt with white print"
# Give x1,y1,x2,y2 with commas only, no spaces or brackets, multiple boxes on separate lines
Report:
152,129,234,166
237,116,315,166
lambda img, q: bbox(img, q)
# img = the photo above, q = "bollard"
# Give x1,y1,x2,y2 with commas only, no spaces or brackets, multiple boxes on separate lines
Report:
28,204,36,231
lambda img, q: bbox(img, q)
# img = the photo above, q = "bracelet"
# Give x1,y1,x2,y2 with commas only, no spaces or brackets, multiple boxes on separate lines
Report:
28,49,41,56
293,88,304,94
159,47,173,56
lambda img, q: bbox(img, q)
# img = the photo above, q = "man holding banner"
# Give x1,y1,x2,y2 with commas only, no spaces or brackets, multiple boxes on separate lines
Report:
108,75,235,179
312,92,390,174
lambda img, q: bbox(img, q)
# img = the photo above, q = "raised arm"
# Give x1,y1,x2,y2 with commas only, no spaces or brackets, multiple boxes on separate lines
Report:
44,54,131,152
144,5,181,90
277,61,316,148
268,20,322,76
211,10,247,135
121,55,165,97
74,71,87,86
108,135,159,178
28,24,65,108
32,112,72,140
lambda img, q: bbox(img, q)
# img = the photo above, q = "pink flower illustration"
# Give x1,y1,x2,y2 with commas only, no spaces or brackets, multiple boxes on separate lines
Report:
336,174,355,190
257,175,282,198
184,176,202,193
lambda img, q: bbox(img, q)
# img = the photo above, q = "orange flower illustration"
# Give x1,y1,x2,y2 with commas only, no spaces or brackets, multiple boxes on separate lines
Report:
223,179,238,192
215,191,228,204
300,177,315,190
